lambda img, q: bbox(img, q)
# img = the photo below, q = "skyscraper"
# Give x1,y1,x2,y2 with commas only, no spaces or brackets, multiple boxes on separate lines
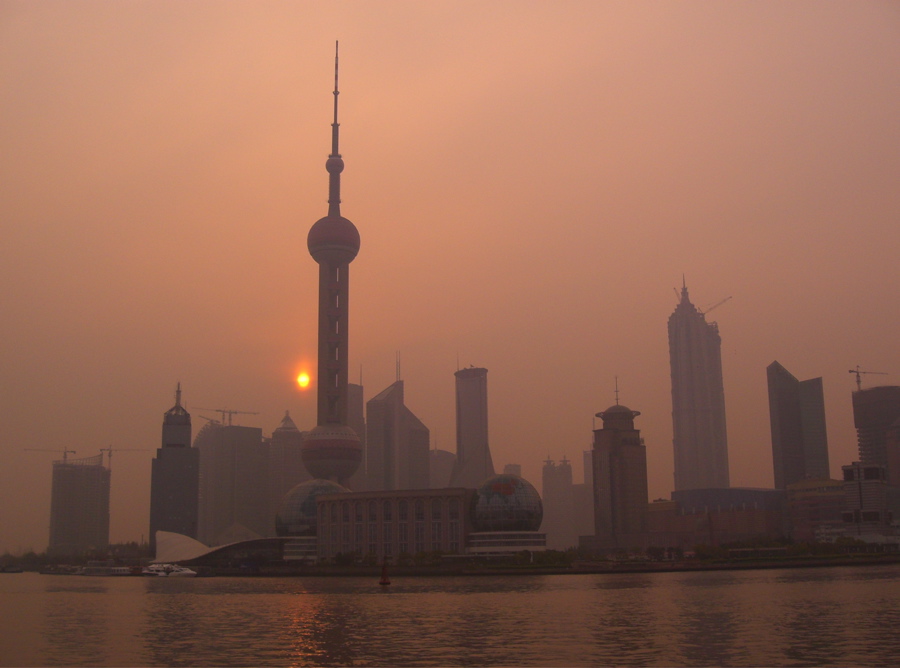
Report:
852,385,900,475
48,453,110,556
449,367,495,487
767,362,830,489
668,282,730,490
542,457,577,549
302,43,363,486
149,384,199,551
366,380,430,490
591,404,648,546
268,410,308,517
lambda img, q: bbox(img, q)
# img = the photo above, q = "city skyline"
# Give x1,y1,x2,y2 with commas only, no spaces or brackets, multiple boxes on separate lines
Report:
2,2,899,553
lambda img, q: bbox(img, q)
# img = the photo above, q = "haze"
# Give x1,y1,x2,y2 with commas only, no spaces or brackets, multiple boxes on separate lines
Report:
1,1,898,553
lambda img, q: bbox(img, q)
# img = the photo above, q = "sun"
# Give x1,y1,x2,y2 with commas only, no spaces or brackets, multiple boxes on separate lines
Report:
297,372,311,389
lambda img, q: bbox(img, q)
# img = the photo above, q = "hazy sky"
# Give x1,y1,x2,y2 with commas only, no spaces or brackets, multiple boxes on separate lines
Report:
2,1,898,553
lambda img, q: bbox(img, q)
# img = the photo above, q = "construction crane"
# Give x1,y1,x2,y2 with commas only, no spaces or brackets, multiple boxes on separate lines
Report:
700,295,732,316
24,448,76,463
849,365,888,391
193,407,259,426
99,446,148,470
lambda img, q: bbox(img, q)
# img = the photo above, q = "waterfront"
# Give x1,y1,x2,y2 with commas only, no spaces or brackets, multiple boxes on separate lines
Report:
2,565,899,666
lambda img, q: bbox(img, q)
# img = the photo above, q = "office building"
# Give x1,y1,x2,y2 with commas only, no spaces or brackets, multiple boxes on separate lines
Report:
449,367,495,487
366,380,430,491
268,411,308,518
149,384,199,552
767,361,830,489
840,461,900,538
302,44,363,486
196,421,270,545
345,383,367,491
852,386,900,477
591,404,648,547
542,457,577,549
668,281,730,490
429,449,456,488
48,453,111,556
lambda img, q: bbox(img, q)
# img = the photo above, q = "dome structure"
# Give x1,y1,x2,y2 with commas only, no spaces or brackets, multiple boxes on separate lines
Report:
301,423,362,481
471,474,543,532
275,479,348,537
307,213,360,265
596,404,640,430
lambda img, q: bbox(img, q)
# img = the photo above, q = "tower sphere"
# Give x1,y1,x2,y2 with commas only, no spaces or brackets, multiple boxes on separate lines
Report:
326,156,344,174
301,423,362,481
307,214,360,265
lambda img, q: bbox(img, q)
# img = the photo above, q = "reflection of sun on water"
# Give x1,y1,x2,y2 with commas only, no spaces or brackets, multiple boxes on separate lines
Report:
297,373,310,389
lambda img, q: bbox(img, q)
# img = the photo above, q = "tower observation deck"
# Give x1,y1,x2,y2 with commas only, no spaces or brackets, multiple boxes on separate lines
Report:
302,43,363,485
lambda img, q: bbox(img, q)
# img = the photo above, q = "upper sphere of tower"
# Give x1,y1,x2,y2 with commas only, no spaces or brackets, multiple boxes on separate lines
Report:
326,156,344,174
308,214,360,264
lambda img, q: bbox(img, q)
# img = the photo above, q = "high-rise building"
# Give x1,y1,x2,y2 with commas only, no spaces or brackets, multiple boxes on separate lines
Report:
591,404,648,546
149,384,199,552
450,367,495,487
345,383,367,491
196,422,270,545
668,282,730,490
366,380,430,491
429,449,456,488
767,362,830,489
268,411,308,517
852,386,900,476
542,457,577,549
302,43,363,486
48,453,110,556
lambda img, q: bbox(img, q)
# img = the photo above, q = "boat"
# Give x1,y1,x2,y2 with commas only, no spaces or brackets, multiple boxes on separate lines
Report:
142,563,197,577
80,561,135,576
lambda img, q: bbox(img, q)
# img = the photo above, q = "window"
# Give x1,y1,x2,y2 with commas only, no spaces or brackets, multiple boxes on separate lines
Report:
415,500,425,522
399,500,408,521
355,502,363,523
432,499,442,520
432,522,442,551
330,504,337,523
369,524,378,543
342,502,350,523
383,524,392,542
355,524,363,546
383,500,393,521
399,523,408,542
368,501,378,522
449,498,459,520
414,523,425,554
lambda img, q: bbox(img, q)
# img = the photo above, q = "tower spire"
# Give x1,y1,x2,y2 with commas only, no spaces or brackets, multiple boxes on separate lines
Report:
175,382,182,408
328,41,342,216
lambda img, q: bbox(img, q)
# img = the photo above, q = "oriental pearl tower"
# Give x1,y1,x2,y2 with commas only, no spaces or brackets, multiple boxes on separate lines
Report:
302,43,362,486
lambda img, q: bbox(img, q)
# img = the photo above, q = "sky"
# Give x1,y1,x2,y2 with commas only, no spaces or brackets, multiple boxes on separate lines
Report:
1,1,898,554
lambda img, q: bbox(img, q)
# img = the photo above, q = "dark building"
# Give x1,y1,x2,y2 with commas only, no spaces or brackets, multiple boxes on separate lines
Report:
196,422,270,545
429,449,456,488
345,383,367,491
49,453,111,556
366,380,430,491
852,386,900,477
450,367,495,487
591,404,648,548
840,461,900,539
302,43,363,487
668,282,730,490
542,457,577,549
767,362,830,489
149,384,199,552
268,411,308,519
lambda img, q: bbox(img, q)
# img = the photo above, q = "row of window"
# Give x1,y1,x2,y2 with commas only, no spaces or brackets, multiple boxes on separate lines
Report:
321,498,461,525
321,521,462,556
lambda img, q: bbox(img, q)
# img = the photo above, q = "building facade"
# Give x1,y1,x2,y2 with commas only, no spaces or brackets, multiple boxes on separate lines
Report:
49,454,111,556
591,404,649,548
852,386,900,475
267,411,308,519
450,367,495,487
149,384,199,552
542,457,577,549
365,380,430,491
668,282,730,490
767,361,830,489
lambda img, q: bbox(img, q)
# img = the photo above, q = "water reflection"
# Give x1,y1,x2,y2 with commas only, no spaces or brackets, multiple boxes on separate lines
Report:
41,579,111,666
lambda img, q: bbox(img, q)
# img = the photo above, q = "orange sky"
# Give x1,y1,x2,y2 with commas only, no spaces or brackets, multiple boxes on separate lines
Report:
1,1,898,553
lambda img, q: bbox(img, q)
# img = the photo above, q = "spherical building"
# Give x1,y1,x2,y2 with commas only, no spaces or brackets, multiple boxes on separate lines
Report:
301,424,362,482
275,479,349,537
471,473,543,532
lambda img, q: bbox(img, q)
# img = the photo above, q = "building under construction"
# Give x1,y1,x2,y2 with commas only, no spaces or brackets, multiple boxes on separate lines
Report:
48,453,111,557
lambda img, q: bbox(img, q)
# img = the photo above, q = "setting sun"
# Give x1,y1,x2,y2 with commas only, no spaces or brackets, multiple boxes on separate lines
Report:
297,372,311,389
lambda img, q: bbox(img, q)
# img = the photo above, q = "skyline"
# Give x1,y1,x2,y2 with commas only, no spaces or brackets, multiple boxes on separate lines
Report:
2,2,899,553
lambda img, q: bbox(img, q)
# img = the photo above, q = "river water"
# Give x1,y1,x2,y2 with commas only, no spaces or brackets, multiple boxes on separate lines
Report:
2,565,899,666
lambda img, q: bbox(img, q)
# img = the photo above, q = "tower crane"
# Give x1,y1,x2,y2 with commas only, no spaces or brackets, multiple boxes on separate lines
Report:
24,448,76,463
99,446,148,470
193,407,259,426
700,295,732,316
849,365,888,392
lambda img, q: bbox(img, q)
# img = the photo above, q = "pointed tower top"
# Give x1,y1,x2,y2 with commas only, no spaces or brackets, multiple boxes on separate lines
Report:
175,381,182,408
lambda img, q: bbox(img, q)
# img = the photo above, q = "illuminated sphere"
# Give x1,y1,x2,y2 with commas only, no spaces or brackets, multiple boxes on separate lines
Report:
471,474,543,532
275,479,349,537
308,213,360,265
301,423,362,481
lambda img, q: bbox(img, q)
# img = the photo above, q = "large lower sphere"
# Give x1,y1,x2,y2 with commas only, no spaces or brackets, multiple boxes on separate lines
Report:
301,424,362,481
275,479,349,537
471,474,543,532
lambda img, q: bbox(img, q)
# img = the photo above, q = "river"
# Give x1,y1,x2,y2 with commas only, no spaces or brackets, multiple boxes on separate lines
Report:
2,565,899,666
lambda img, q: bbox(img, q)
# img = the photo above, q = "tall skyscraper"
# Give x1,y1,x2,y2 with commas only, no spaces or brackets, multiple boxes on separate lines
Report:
268,410,308,517
366,380,430,490
852,385,900,475
48,453,110,556
302,43,363,486
591,404,648,546
345,382,367,491
196,422,270,545
767,362,830,489
450,367,495,487
149,384,199,551
668,281,730,490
